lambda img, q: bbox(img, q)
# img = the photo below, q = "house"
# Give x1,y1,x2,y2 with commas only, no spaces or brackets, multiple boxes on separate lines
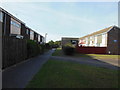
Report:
61,37,79,48
78,26,120,54
0,7,25,39
1,7,46,69
0,7,45,44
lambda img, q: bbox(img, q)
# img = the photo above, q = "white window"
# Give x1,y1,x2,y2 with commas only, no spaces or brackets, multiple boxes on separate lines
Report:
90,36,92,40
94,35,97,46
30,30,34,40
102,34,105,45
0,11,3,22
11,20,21,28
10,18,21,34
38,35,40,42
105,33,107,45
26,29,29,35
85,38,88,45
42,37,44,43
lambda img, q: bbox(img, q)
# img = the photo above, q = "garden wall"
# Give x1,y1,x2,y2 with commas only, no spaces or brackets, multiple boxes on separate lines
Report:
76,46,107,54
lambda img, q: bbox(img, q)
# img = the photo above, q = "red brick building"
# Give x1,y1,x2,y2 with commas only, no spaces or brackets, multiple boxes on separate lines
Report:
78,26,120,55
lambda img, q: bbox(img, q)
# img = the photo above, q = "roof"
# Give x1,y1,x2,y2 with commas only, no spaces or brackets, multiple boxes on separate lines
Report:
79,26,114,39
62,37,79,40
0,7,25,24
0,7,45,37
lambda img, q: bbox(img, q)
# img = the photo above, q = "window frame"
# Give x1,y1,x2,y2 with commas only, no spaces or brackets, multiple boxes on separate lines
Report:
11,20,21,28
0,11,3,22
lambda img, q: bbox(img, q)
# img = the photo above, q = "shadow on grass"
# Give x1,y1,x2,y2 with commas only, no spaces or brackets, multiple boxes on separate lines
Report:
52,48,93,59
26,59,119,88
52,48,120,70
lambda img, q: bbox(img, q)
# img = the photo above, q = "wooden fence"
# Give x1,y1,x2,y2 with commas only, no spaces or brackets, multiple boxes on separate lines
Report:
2,36,27,69
76,45,107,54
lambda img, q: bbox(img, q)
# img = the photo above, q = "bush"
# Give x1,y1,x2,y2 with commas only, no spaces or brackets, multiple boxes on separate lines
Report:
62,42,76,55
63,46,75,55
27,40,45,58
39,44,45,54
45,43,52,49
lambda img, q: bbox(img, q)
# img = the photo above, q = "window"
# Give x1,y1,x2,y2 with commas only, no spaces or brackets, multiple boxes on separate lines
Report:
26,29,29,34
30,31,34,35
10,18,21,35
38,35,40,42
40,36,43,42
42,37,44,43
30,30,34,40
71,40,77,44
90,36,92,40
11,20,21,28
0,11,3,22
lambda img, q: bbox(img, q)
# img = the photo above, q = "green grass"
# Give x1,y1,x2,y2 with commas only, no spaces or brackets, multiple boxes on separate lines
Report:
52,48,119,60
52,48,64,56
26,59,119,88
52,48,90,58
88,54,119,60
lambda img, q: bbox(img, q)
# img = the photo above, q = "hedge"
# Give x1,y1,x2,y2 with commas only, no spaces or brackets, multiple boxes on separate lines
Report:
27,40,45,58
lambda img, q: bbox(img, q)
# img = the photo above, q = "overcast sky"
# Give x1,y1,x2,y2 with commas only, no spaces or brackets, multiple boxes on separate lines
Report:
0,1,118,42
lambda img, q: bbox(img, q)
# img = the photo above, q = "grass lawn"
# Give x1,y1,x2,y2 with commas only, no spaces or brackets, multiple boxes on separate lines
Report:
26,59,119,88
52,48,89,57
52,48,65,56
87,54,119,60
52,48,119,60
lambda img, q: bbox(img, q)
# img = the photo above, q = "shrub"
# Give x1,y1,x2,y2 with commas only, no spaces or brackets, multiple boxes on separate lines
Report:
64,43,75,48
27,40,44,58
62,42,76,55
45,43,52,49
39,44,45,54
63,46,75,55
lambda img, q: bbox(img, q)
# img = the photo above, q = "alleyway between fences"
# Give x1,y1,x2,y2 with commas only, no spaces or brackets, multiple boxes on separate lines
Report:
2,49,55,88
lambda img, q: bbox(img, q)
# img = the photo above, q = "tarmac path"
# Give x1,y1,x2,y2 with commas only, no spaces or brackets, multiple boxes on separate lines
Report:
2,49,55,88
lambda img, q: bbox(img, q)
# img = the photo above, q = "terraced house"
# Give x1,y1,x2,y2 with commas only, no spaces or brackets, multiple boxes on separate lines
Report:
79,26,120,54
0,7,44,44
0,7,45,68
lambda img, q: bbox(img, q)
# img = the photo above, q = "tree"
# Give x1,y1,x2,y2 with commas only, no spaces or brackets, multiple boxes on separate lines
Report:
48,40,54,46
48,40,61,48
54,41,61,46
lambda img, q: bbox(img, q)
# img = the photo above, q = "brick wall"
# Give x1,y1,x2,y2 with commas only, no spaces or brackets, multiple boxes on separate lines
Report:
107,27,120,55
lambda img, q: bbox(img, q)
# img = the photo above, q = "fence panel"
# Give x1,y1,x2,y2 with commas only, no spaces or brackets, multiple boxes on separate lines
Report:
2,36,27,69
76,46,107,54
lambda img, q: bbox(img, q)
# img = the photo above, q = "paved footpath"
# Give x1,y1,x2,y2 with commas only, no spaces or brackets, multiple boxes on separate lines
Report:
2,49,55,88
51,56,120,70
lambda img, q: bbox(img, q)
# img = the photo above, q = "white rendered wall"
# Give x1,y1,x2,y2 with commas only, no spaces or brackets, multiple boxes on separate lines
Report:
101,33,107,47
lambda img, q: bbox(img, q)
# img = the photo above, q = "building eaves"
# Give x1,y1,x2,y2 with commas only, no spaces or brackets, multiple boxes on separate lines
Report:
0,7,25,25
79,26,114,39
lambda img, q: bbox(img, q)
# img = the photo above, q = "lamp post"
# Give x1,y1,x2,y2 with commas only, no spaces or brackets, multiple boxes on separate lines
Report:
45,33,47,43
